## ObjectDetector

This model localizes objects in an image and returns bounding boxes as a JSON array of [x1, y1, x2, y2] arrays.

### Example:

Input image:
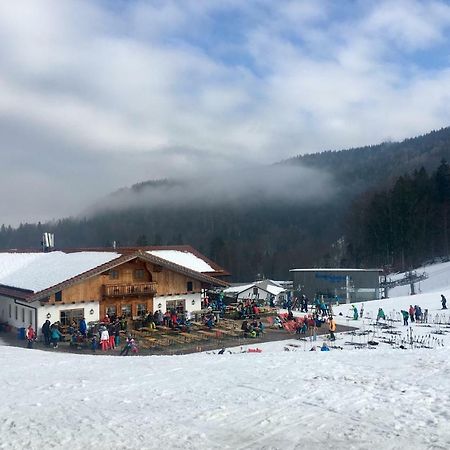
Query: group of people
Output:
[[400, 304, 431, 326], [41, 320, 65, 348], [140, 309, 193, 332], [236, 300, 260, 320], [241, 319, 265, 338]]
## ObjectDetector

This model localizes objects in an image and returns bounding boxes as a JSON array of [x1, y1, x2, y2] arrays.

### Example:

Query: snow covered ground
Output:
[[2, 266, 450, 449]]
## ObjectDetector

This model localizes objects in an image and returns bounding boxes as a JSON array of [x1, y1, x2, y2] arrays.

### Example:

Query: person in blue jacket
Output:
[[50, 324, 62, 348], [321, 342, 330, 351], [79, 317, 87, 337]]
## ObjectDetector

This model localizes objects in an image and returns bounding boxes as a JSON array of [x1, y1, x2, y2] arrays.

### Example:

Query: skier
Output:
[[401, 310, 409, 326], [26, 324, 35, 349], [120, 335, 135, 356], [441, 295, 447, 310], [359, 303, 365, 320]]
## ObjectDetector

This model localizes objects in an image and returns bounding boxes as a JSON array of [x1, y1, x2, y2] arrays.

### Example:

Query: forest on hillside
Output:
[[1, 127, 450, 281], [344, 160, 450, 271]]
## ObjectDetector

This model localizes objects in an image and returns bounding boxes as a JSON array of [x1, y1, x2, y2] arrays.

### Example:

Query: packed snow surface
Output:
[[0, 251, 120, 292], [1, 264, 450, 449], [147, 250, 215, 273]]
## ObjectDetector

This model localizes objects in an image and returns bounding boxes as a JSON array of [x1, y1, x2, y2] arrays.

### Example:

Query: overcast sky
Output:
[[2, 0, 450, 226]]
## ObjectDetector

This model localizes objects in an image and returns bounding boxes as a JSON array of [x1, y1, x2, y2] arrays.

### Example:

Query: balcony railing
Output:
[[103, 282, 157, 297]]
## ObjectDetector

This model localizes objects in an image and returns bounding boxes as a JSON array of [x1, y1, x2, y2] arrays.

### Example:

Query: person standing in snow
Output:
[[26, 324, 35, 349], [401, 310, 409, 326], [328, 316, 336, 341], [441, 295, 447, 310], [376, 308, 385, 322], [359, 303, 365, 320], [50, 324, 62, 348], [409, 305, 415, 322], [352, 305, 359, 320], [41, 319, 51, 347], [100, 326, 110, 351]]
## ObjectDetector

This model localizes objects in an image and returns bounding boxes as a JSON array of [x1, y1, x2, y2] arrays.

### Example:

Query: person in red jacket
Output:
[[409, 305, 415, 322], [26, 325, 36, 349]]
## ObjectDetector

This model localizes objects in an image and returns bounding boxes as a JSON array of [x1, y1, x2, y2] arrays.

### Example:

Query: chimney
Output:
[[42, 232, 55, 253]]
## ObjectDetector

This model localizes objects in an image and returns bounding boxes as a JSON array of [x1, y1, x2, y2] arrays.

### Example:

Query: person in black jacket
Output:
[[41, 320, 51, 347], [441, 294, 447, 310]]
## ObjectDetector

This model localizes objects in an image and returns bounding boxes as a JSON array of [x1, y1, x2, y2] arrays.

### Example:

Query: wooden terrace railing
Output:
[[103, 282, 157, 297]]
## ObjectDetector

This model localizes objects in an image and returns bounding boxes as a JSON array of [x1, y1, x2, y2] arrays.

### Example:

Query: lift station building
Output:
[[290, 268, 382, 303]]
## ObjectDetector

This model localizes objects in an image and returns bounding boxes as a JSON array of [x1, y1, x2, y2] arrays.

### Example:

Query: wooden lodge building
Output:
[[0, 246, 229, 335]]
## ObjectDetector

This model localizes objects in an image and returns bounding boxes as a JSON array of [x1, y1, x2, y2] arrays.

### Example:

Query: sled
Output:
[[247, 348, 262, 353]]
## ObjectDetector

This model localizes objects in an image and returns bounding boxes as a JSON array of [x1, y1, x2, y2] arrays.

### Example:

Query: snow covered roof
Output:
[[0, 249, 228, 298], [0, 251, 120, 292], [147, 250, 215, 273]]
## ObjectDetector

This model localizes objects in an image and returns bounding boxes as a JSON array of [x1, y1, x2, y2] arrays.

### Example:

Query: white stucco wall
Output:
[[0, 295, 37, 333], [36, 302, 100, 335], [0, 295, 100, 337]]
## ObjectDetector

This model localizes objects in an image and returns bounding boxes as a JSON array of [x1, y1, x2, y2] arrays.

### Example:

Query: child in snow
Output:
[[320, 342, 330, 351], [26, 325, 35, 349], [120, 336, 136, 356], [328, 317, 336, 341], [50, 324, 62, 348]]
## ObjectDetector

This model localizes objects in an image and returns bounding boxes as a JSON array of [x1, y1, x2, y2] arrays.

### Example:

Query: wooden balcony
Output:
[[103, 282, 157, 298]]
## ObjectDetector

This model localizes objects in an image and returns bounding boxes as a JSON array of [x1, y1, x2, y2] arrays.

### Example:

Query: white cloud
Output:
[[1, 0, 450, 225]]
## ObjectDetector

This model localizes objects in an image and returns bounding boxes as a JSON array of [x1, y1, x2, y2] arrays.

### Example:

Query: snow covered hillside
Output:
[[388, 260, 450, 297], [1, 263, 450, 449]]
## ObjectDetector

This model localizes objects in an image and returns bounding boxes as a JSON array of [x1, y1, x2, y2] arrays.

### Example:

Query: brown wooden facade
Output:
[[43, 257, 205, 319]]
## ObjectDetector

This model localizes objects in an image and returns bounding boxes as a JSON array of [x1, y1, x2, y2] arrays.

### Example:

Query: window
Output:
[[121, 304, 131, 318], [9, 304, 11, 318], [106, 305, 117, 317], [253, 287, 258, 295], [187, 281, 193, 292], [55, 291, 62, 302], [109, 269, 119, 280], [29, 310, 33, 325], [166, 299, 186, 314], [60, 309, 84, 327], [21, 308, 25, 323], [137, 304, 147, 316], [134, 269, 145, 280], [15, 306, 18, 320]]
